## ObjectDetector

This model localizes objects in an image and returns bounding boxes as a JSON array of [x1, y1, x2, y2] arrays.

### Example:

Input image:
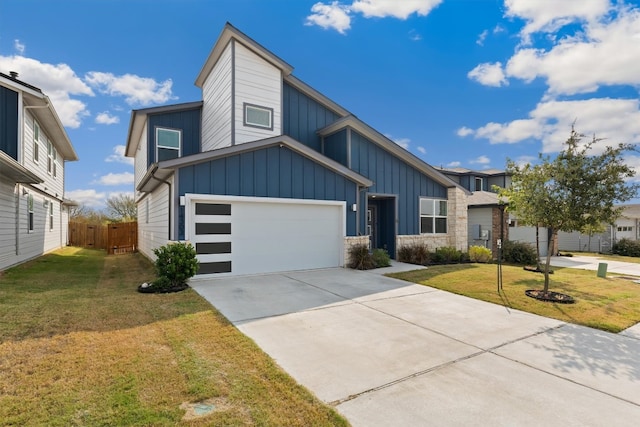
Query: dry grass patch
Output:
[[389, 263, 640, 333], [0, 248, 348, 426]]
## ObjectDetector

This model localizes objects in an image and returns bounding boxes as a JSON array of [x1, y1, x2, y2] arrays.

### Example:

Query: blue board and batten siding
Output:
[[177, 145, 359, 240], [146, 108, 202, 166], [283, 83, 340, 152], [0, 85, 18, 160]]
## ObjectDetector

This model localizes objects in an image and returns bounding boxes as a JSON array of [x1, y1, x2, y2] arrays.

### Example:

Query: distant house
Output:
[[0, 72, 78, 271], [125, 23, 469, 277]]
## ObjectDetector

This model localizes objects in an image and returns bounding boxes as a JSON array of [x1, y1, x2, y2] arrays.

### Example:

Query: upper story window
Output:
[[52, 149, 57, 178], [156, 127, 181, 161], [475, 177, 483, 192], [420, 198, 447, 234], [33, 121, 40, 163], [47, 141, 55, 175], [243, 103, 273, 130]]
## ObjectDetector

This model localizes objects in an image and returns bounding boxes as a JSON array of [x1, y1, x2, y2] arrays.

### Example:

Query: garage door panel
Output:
[[189, 196, 345, 277]]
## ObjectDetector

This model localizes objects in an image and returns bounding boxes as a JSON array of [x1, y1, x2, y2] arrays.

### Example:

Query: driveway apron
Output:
[[191, 267, 640, 426]]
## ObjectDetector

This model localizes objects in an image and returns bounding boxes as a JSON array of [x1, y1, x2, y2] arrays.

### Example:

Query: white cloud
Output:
[[409, 29, 422, 41], [446, 161, 461, 167], [468, 98, 640, 154], [505, 7, 640, 96], [504, 0, 610, 45], [386, 134, 410, 149], [467, 62, 508, 87], [513, 155, 537, 168], [66, 189, 107, 209], [306, 2, 352, 34], [417, 146, 426, 154], [13, 39, 25, 55], [457, 126, 474, 137], [85, 72, 175, 106], [106, 145, 134, 166], [476, 29, 489, 46], [470, 155, 491, 165], [95, 172, 135, 186], [351, 0, 442, 19], [95, 111, 119, 125], [0, 55, 93, 128]]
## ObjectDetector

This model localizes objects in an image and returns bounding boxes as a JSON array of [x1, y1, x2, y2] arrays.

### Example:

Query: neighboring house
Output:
[[125, 23, 469, 277], [439, 167, 510, 255], [0, 72, 78, 271]]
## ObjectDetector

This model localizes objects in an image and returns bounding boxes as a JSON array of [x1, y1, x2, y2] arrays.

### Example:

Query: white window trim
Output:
[[49, 200, 54, 231], [419, 198, 448, 234], [155, 127, 181, 161], [27, 194, 34, 233], [47, 141, 53, 175], [475, 177, 483, 192], [33, 120, 40, 163], [243, 103, 273, 130]]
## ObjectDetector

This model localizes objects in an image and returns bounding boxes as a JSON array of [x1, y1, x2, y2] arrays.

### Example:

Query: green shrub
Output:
[[152, 241, 199, 287], [469, 245, 492, 263], [372, 248, 391, 268], [348, 244, 375, 270], [612, 238, 640, 257], [397, 243, 431, 265], [502, 240, 538, 265], [435, 246, 463, 264]]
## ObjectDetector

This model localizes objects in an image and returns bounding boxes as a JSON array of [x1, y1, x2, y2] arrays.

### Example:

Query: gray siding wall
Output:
[[283, 82, 340, 151], [323, 129, 348, 166], [349, 130, 447, 235], [177, 145, 359, 239]]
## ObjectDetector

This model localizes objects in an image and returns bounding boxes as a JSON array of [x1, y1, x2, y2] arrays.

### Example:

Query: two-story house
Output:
[[0, 72, 78, 271], [125, 23, 469, 277]]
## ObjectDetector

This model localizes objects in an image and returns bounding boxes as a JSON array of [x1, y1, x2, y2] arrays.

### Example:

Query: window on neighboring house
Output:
[[617, 226, 632, 232], [47, 141, 53, 175], [52, 149, 57, 178], [243, 103, 273, 130], [475, 177, 483, 192], [420, 198, 447, 234], [27, 194, 34, 232], [156, 127, 181, 161], [49, 201, 54, 231], [33, 121, 40, 163]]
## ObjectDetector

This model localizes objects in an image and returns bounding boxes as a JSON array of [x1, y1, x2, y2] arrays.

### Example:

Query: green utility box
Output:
[[597, 262, 608, 278]]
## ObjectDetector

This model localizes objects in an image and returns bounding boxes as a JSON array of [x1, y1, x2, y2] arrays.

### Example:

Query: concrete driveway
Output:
[[191, 266, 640, 426]]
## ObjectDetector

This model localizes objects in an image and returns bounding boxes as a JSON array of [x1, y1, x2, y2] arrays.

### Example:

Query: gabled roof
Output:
[[438, 166, 508, 177], [137, 135, 373, 193], [0, 73, 78, 161], [125, 101, 203, 157], [317, 115, 467, 192], [195, 22, 294, 88], [467, 191, 503, 207]]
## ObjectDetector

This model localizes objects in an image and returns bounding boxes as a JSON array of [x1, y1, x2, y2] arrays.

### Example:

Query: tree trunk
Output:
[[535, 226, 542, 269], [543, 228, 556, 292]]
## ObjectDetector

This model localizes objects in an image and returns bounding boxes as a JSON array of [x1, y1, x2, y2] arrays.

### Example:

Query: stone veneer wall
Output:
[[344, 235, 370, 267], [396, 186, 469, 255]]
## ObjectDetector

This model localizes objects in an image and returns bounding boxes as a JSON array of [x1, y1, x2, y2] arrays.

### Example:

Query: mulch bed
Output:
[[525, 289, 575, 304], [137, 283, 189, 294], [523, 266, 553, 274]]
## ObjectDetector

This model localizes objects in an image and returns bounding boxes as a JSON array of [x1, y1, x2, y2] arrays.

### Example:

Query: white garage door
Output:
[[186, 195, 346, 277]]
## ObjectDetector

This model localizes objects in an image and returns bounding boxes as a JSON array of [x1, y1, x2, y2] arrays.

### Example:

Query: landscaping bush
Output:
[[434, 246, 463, 264], [469, 245, 492, 263], [612, 238, 640, 257], [397, 243, 431, 265], [372, 248, 391, 268], [152, 241, 199, 289], [502, 240, 538, 265], [348, 244, 375, 270]]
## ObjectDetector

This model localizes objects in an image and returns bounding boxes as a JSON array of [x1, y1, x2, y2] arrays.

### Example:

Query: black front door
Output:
[[367, 205, 377, 250]]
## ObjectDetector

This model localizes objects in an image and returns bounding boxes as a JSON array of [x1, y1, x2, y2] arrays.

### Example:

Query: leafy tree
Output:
[[69, 205, 110, 224], [499, 127, 639, 293], [105, 194, 137, 222]]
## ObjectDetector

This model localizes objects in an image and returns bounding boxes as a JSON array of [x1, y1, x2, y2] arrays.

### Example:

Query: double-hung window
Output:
[[156, 127, 181, 161], [33, 121, 40, 163], [27, 194, 34, 232], [47, 141, 53, 175], [49, 201, 54, 231], [420, 198, 447, 234], [475, 177, 483, 191], [243, 103, 273, 130]]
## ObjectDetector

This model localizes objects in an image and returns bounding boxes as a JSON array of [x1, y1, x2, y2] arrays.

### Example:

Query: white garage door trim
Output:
[[185, 194, 346, 277]]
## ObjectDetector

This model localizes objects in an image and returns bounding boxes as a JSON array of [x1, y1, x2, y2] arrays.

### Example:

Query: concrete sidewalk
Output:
[[191, 267, 640, 426], [550, 254, 640, 276]]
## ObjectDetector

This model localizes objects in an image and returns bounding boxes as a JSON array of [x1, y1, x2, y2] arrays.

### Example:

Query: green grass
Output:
[[388, 263, 640, 333], [0, 247, 348, 426]]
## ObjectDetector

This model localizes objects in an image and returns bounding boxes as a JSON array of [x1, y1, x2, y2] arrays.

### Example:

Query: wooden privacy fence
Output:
[[69, 222, 137, 254]]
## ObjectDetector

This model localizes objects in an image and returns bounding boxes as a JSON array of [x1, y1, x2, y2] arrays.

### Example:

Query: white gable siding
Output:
[[201, 42, 233, 151], [0, 179, 18, 270], [137, 182, 171, 261], [23, 112, 64, 198], [233, 42, 281, 145], [134, 122, 148, 192]]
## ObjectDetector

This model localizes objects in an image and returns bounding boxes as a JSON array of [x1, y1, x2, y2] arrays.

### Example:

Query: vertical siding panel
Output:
[[240, 152, 255, 195], [291, 154, 304, 198], [212, 160, 226, 194], [254, 149, 268, 196], [325, 172, 336, 199], [179, 167, 195, 195], [279, 147, 292, 198], [314, 164, 325, 199], [226, 156, 241, 195], [302, 158, 315, 199], [194, 163, 211, 194], [266, 147, 280, 197]]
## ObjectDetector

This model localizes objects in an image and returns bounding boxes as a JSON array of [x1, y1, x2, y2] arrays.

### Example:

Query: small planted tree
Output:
[[499, 127, 639, 299]]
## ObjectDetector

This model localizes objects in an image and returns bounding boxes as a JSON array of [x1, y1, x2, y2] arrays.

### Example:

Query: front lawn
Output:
[[388, 263, 640, 333], [0, 247, 348, 426]]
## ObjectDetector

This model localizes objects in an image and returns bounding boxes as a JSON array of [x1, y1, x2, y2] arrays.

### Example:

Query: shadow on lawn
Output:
[[0, 249, 216, 342]]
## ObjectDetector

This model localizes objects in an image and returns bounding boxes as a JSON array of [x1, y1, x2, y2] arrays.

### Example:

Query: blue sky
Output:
[[2, 0, 640, 208]]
